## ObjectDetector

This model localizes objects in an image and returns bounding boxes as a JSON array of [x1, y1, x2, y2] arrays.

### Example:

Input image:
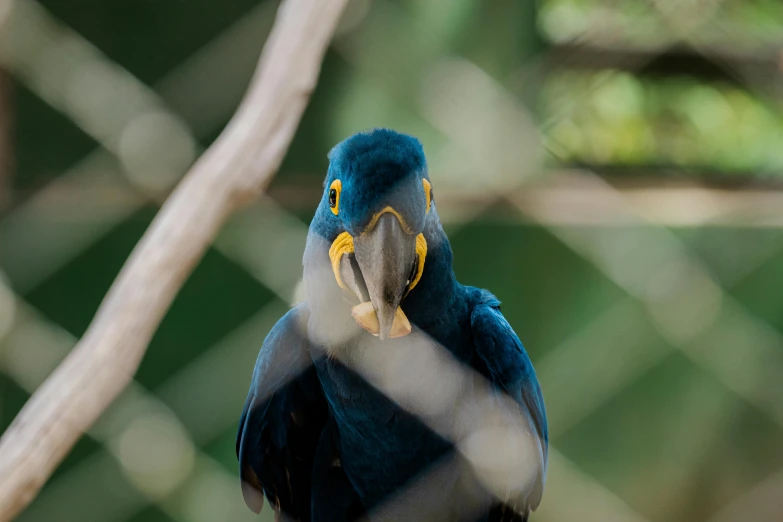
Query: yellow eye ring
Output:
[[329, 179, 342, 215], [422, 178, 432, 214]]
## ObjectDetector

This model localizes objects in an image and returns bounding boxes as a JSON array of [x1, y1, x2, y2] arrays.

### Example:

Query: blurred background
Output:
[[2, 0, 783, 521]]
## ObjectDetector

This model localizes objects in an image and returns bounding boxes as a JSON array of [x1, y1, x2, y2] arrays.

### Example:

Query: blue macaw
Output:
[[237, 129, 548, 521]]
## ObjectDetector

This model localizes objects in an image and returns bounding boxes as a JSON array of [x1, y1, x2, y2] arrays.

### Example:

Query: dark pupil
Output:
[[329, 189, 337, 208]]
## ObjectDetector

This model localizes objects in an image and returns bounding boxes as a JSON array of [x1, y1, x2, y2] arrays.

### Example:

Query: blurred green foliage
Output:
[[544, 70, 783, 174], [539, 0, 783, 46]]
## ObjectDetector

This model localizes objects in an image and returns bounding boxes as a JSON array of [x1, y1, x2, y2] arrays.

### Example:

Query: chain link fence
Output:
[[2, 0, 783, 521]]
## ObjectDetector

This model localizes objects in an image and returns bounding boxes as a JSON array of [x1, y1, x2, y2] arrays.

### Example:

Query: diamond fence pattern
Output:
[[2, 1, 783, 521]]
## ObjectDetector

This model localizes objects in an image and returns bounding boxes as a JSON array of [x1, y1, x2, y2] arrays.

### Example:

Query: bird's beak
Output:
[[352, 212, 417, 340]]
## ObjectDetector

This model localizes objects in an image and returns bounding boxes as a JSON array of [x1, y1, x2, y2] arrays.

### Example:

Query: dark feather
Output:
[[236, 305, 329, 519], [470, 290, 548, 514]]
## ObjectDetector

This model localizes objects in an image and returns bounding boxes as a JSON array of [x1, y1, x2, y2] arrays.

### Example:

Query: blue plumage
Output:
[[325, 129, 429, 237], [237, 129, 547, 521]]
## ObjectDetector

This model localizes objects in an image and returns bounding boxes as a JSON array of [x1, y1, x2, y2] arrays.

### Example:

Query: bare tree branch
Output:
[[0, 0, 348, 518]]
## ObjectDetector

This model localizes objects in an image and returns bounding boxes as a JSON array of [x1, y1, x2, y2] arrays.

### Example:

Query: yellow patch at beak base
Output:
[[409, 233, 427, 292], [329, 231, 427, 294], [329, 231, 354, 291]]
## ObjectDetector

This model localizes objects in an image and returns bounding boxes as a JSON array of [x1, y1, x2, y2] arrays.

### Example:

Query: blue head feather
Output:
[[314, 129, 429, 238], [305, 128, 461, 348]]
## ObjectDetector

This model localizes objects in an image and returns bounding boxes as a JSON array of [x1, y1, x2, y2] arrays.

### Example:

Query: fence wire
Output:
[[2, 1, 783, 521]]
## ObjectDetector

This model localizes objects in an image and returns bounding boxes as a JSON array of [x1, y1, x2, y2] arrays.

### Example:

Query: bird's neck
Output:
[[401, 221, 466, 343]]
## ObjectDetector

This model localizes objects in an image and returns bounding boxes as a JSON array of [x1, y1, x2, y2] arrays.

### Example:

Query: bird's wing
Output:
[[470, 294, 548, 513], [236, 304, 328, 517]]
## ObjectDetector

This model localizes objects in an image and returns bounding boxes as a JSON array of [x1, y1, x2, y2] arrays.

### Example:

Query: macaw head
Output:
[[312, 129, 434, 340]]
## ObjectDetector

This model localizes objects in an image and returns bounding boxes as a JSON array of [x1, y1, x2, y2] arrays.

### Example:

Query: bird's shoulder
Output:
[[464, 286, 549, 511], [248, 303, 312, 393], [464, 286, 545, 422], [237, 303, 328, 515], [463, 287, 533, 383]]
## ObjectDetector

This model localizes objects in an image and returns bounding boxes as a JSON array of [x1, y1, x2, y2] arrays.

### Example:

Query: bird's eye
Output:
[[422, 178, 432, 214], [329, 179, 341, 215]]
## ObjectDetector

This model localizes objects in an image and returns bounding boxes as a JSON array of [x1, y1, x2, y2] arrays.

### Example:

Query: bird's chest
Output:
[[313, 355, 452, 502]]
